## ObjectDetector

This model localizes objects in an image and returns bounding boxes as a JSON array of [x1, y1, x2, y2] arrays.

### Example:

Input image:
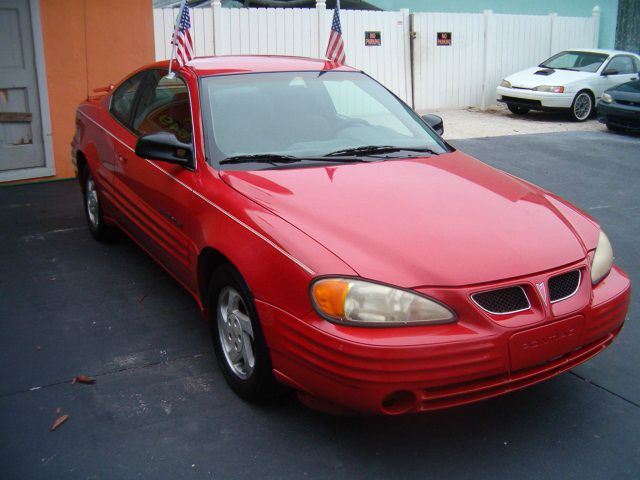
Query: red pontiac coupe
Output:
[[72, 56, 631, 415]]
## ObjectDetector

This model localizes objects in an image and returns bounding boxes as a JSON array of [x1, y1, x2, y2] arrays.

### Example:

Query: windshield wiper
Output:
[[324, 145, 439, 157], [220, 154, 301, 165], [220, 153, 368, 166]]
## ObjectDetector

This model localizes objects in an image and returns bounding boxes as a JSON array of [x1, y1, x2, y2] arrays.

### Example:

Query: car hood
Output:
[[220, 152, 593, 287], [608, 80, 640, 100], [506, 67, 594, 88]]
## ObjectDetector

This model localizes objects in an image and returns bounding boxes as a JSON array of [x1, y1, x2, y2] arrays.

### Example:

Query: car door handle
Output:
[[116, 153, 127, 164]]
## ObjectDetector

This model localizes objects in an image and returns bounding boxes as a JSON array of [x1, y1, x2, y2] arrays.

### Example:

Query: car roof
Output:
[[558, 48, 639, 57], [148, 55, 359, 77]]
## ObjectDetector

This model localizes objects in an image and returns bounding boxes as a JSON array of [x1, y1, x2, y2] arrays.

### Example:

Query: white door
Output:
[[411, 12, 486, 111], [0, 0, 46, 177], [595, 55, 640, 97]]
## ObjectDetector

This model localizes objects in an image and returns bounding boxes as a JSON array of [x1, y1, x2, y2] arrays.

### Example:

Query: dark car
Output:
[[598, 79, 640, 131]]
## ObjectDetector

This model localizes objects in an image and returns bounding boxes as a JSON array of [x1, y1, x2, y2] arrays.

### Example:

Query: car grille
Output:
[[500, 95, 542, 106], [549, 269, 581, 303], [472, 286, 530, 314]]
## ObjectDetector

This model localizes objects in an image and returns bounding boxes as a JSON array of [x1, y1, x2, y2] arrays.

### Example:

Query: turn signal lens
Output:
[[601, 92, 613, 104], [310, 277, 456, 327], [500, 79, 511, 88], [311, 279, 350, 318]]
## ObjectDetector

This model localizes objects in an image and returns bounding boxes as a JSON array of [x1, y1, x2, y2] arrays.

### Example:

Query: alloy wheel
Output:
[[85, 174, 100, 229], [217, 286, 256, 379], [573, 93, 592, 121]]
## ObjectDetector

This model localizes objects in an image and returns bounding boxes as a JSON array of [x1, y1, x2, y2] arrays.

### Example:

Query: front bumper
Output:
[[597, 101, 640, 131], [260, 263, 631, 415], [496, 86, 574, 110]]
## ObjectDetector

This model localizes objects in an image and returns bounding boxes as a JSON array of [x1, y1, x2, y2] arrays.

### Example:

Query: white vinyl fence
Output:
[[413, 9, 600, 110], [153, 2, 601, 111]]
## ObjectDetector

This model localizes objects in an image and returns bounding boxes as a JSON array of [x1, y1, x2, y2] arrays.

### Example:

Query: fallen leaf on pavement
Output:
[[71, 375, 96, 384], [50, 414, 68, 431]]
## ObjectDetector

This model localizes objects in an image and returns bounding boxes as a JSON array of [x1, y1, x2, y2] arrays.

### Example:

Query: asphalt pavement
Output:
[[0, 129, 638, 479]]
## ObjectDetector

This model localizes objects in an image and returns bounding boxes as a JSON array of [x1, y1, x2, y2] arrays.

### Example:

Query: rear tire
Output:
[[208, 264, 282, 402], [569, 91, 594, 122], [507, 103, 530, 115], [82, 169, 117, 242]]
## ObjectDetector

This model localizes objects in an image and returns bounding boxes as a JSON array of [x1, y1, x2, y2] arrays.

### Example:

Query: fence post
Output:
[[480, 9, 493, 110], [211, 0, 222, 55], [549, 12, 557, 55], [591, 5, 601, 48], [317, 0, 326, 59], [400, 9, 414, 108]]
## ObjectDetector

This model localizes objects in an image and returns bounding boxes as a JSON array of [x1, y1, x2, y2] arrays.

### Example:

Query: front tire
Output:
[[208, 264, 281, 402], [82, 169, 116, 242], [569, 91, 594, 122], [507, 103, 530, 115]]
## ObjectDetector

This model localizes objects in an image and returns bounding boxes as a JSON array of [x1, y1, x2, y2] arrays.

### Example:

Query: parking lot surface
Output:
[[434, 105, 606, 140], [1, 130, 638, 479]]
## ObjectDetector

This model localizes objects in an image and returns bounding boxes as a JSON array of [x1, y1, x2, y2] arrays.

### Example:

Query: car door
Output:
[[598, 55, 639, 95], [112, 70, 199, 290]]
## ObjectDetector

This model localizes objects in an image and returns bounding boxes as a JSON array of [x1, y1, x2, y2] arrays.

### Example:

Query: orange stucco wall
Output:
[[36, 0, 154, 181]]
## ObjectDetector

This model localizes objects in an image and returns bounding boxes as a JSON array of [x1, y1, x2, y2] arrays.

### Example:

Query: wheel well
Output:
[[198, 247, 233, 308], [574, 89, 595, 103]]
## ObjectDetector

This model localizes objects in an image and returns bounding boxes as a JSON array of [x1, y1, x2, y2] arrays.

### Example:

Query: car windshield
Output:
[[200, 71, 448, 169], [615, 81, 640, 94], [539, 51, 609, 73]]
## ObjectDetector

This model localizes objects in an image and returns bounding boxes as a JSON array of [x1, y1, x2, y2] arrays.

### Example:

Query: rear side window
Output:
[[110, 72, 147, 126], [132, 71, 192, 143]]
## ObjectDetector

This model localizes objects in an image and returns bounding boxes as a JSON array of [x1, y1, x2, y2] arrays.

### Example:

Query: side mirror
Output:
[[135, 132, 193, 168], [601, 69, 619, 76], [421, 114, 444, 136]]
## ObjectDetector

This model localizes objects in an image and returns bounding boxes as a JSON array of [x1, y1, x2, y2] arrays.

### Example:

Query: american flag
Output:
[[172, 2, 193, 67], [325, 0, 345, 64]]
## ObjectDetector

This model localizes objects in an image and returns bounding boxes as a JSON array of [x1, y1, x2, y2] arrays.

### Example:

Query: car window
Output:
[[110, 72, 147, 126], [606, 56, 636, 75], [132, 71, 192, 143], [202, 71, 447, 168], [633, 57, 640, 72]]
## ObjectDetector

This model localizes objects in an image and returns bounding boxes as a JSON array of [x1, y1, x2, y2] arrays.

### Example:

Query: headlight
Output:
[[533, 85, 565, 93], [310, 278, 456, 326], [591, 231, 614, 285], [500, 79, 511, 88], [601, 92, 613, 103]]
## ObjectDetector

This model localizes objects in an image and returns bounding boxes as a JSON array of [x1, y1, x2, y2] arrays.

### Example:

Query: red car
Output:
[[72, 56, 631, 415]]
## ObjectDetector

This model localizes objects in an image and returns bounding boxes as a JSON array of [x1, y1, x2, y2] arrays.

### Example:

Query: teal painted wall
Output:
[[368, 1, 618, 49]]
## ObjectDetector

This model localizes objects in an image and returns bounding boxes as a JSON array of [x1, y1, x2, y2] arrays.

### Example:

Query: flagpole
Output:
[[167, 0, 188, 79]]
